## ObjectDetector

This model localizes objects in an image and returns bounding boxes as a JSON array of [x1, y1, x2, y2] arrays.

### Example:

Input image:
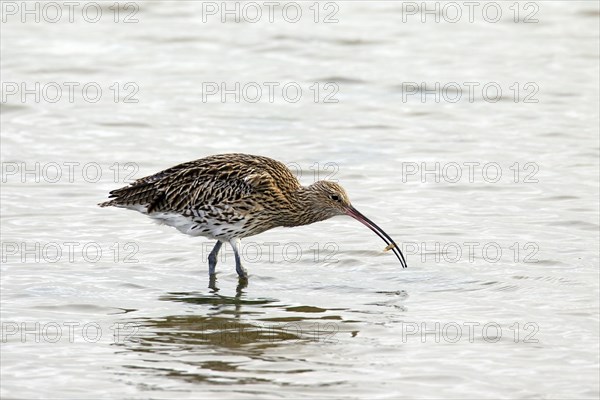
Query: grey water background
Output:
[[1, 1, 599, 398]]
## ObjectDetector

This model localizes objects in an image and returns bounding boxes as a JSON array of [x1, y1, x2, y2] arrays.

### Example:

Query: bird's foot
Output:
[[236, 277, 248, 293], [236, 266, 248, 280], [208, 273, 219, 292]]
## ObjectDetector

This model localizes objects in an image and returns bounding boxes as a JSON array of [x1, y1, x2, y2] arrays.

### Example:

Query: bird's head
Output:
[[307, 180, 407, 268], [308, 180, 352, 217]]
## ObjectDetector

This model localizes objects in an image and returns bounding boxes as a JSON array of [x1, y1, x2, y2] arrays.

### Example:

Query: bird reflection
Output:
[[113, 275, 358, 385], [118, 278, 326, 355]]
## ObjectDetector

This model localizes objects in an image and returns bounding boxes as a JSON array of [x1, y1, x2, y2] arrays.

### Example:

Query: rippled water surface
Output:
[[1, 1, 599, 398]]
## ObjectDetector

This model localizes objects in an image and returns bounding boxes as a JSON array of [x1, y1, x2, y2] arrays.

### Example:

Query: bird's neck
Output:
[[280, 186, 330, 227]]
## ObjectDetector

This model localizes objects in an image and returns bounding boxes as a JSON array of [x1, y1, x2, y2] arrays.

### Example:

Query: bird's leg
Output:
[[208, 240, 223, 275], [229, 238, 248, 279]]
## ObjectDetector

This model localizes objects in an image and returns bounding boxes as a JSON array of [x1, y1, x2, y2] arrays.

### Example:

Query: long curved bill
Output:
[[346, 206, 408, 268]]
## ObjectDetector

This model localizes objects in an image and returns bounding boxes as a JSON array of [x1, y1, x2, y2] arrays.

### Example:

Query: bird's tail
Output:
[[98, 200, 118, 207], [99, 163, 185, 211], [98, 182, 164, 212]]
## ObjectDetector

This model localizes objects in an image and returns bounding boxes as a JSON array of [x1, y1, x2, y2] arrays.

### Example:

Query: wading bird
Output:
[[100, 153, 407, 278]]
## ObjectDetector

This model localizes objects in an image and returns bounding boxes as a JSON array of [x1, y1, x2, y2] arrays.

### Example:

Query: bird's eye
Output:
[[331, 195, 340, 201]]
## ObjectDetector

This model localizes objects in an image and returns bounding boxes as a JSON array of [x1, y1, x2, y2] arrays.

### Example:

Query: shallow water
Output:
[[1, 1, 599, 398]]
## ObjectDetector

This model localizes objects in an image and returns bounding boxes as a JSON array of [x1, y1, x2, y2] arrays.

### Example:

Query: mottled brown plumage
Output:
[[100, 153, 407, 278]]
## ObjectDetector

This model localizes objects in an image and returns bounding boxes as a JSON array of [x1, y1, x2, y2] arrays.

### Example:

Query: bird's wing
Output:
[[152, 167, 271, 212], [104, 154, 300, 213]]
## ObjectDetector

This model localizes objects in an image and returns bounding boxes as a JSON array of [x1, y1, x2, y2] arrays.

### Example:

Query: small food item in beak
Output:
[[383, 243, 396, 252]]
